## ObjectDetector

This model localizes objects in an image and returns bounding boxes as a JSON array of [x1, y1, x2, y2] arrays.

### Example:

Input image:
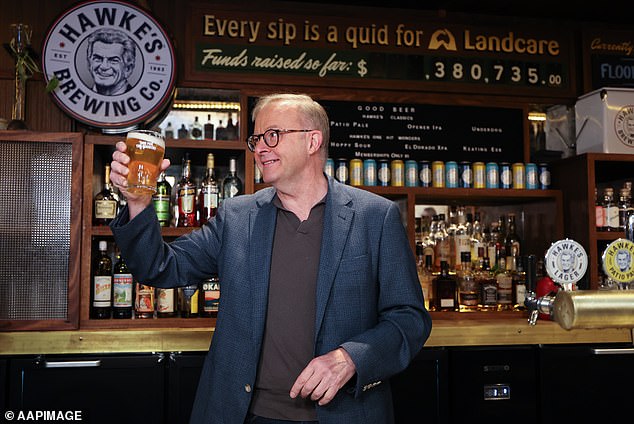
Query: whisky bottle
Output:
[[513, 256, 527, 311], [175, 156, 197, 227], [478, 257, 498, 311], [198, 153, 219, 225], [177, 124, 188, 139], [504, 213, 521, 263], [180, 284, 199, 318], [135, 283, 155, 318], [433, 214, 451, 272], [221, 157, 243, 201], [204, 114, 215, 140], [416, 244, 433, 310], [112, 252, 133, 319], [458, 252, 478, 312], [164, 122, 174, 139], [92, 240, 112, 319], [201, 276, 220, 318], [225, 112, 237, 140], [496, 257, 514, 311], [156, 288, 177, 318], [432, 260, 457, 312], [153, 172, 171, 227], [190, 116, 203, 140], [93, 163, 119, 225], [603, 187, 619, 231], [215, 119, 226, 140]]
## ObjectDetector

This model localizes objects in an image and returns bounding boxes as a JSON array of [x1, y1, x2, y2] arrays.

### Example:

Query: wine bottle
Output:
[[92, 240, 112, 319], [198, 153, 219, 225], [112, 252, 133, 319]]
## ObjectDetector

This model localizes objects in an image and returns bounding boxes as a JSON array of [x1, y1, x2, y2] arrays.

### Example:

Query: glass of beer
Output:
[[125, 129, 165, 195]]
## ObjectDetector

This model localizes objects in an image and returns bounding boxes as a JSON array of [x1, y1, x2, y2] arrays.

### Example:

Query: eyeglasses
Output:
[[246, 128, 314, 152]]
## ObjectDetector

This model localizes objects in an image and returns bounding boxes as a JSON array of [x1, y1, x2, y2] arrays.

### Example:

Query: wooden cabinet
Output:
[[550, 153, 634, 289]]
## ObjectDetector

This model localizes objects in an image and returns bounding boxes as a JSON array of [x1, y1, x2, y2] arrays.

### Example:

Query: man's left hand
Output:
[[289, 347, 356, 406]]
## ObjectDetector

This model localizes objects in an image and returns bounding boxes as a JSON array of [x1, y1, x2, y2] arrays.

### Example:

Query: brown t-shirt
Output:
[[249, 195, 325, 420]]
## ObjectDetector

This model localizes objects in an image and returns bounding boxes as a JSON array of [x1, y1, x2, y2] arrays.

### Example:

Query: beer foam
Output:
[[128, 131, 165, 148]]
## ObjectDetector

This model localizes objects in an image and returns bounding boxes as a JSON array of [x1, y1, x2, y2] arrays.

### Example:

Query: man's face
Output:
[[253, 103, 312, 188], [617, 251, 629, 270], [89, 40, 129, 89], [560, 253, 573, 271]]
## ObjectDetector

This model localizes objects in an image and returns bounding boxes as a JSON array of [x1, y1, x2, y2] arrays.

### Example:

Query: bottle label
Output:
[[204, 192, 219, 209], [153, 197, 170, 222], [135, 284, 155, 313], [202, 280, 220, 313], [157, 288, 175, 313], [182, 286, 199, 314], [93, 276, 112, 306], [515, 284, 527, 305], [94, 200, 117, 219], [606, 206, 620, 229], [179, 188, 196, 213], [113, 273, 133, 307]]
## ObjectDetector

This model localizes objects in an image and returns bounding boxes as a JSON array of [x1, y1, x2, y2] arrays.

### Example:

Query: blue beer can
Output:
[[500, 162, 512, 189], [336, 158, 349, 184], [486, 162, 499, 189], [405, 160, 418, 187], [445, 161, 459, 188], [539, 163, 551, 189], [525, 163, 538, 189], [363, 159, 377, 186], [459, 161, 472, 188], [378, 160, 391, 186], [324, 158, 334, 178], [419, 161, 432, 187]]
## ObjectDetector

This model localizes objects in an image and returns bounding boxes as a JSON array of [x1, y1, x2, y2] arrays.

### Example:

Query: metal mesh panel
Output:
[[0, 141, 72, 320]]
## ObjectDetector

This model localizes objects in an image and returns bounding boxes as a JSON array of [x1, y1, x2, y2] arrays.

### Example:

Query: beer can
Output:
[[405, 160, 418, 187], [391, 160, 405, 187], [459, 161, 472, 188], [378, 160, 391, 186], [500, 162, 512, 189], [336, 158, 349, 184], [539, 163, 551, 189], [419, 161, 432, 187], [512, 162, 525, 189], [324, 158, 335, 178], [432, 161, 445, 188], [445, 161, 458, 188], [363, 159, 377, 186], [350, 159, 363, 186], [485, 162, 499, 189], [473, 162, 486, 189], [525, 163, 538, 189]]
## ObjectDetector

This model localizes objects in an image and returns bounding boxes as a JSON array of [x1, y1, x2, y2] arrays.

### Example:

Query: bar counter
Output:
[[1, 318, 632, 355]]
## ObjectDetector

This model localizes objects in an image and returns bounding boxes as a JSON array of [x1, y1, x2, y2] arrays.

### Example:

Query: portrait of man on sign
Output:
[[86, 28, 136, 96], [616, 249, 631, 272]]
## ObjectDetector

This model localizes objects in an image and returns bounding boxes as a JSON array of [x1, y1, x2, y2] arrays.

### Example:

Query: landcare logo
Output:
[[42, 0, 176, 132]]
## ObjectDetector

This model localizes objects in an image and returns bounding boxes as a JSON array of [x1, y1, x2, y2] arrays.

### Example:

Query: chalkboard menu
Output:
[[322, 100, 523, 163], [247, 98, 524, 163]]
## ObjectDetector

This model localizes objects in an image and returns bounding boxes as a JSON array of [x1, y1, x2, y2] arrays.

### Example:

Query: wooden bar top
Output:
[[1, 319, 632, 355]]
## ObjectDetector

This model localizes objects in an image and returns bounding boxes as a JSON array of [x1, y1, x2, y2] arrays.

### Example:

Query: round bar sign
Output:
[[42, 0, 176, 132], [544, 239, 588, 285], [602, 238, 634, 283]]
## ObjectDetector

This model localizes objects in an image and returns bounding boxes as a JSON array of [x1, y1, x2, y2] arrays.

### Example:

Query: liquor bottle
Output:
[[190, 116, 203, 140], [135, 282, 155, 318], [513, 256, 527, 311], [496, 257, 514, 311], [164, 122, 174, 139], [152, 171, 171, 227], [175, 156, 197, 227], [603, 187, 619, 231], [478, 257, 498, 311], [215, 119, 226, 140], [454, 206, 470, 266], [93, 163, 119, 225], [457, 251, 478, 312], [221, 157, 243, 201], [201, 276, 220, 318], [204, 114, 215, 140], [416, 244, 433, 310], [225, 112, 237, 140], [198, 153, 219, 225], [112, 252, 133, 319], [433, 214, 451, 272], [431, 260, 457, 311], [156, 288, 177, 318], [92, 240, 112, 319], [595, 187, 604, 232], [421, 216, 436, 264], [177, 124, 188, 139], [470, 211, 484, 267], [618, 187, 631, 230], [504, 213, 521, 263], [180, 284, 199, 318]]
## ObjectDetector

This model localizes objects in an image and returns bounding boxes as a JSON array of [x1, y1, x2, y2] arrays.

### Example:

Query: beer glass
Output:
[[125, 130, 165, 195]]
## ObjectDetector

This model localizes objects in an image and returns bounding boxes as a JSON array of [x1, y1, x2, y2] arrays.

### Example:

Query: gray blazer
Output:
[[111, 176, 431, 424]]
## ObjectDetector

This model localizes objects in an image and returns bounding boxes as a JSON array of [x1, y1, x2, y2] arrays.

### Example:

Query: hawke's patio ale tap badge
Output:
[[42, 0, 176, 132]]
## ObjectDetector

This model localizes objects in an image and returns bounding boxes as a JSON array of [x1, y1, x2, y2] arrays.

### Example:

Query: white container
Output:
[[575, 87, 634, 154]]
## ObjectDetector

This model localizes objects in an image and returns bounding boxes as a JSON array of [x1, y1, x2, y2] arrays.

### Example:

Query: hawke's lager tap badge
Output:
[[545, 239, 588, 289], [42, 0, 176, 132], [602, 238, 634, 284]]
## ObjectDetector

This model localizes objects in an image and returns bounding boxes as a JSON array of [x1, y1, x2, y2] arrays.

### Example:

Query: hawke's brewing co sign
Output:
[[42, 0, 176, 132]]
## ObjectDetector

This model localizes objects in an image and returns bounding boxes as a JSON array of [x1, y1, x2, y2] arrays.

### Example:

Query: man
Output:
[[109, 93, 431, 423], [86, 28, 135, 96], [616, 249, 631, 272]]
